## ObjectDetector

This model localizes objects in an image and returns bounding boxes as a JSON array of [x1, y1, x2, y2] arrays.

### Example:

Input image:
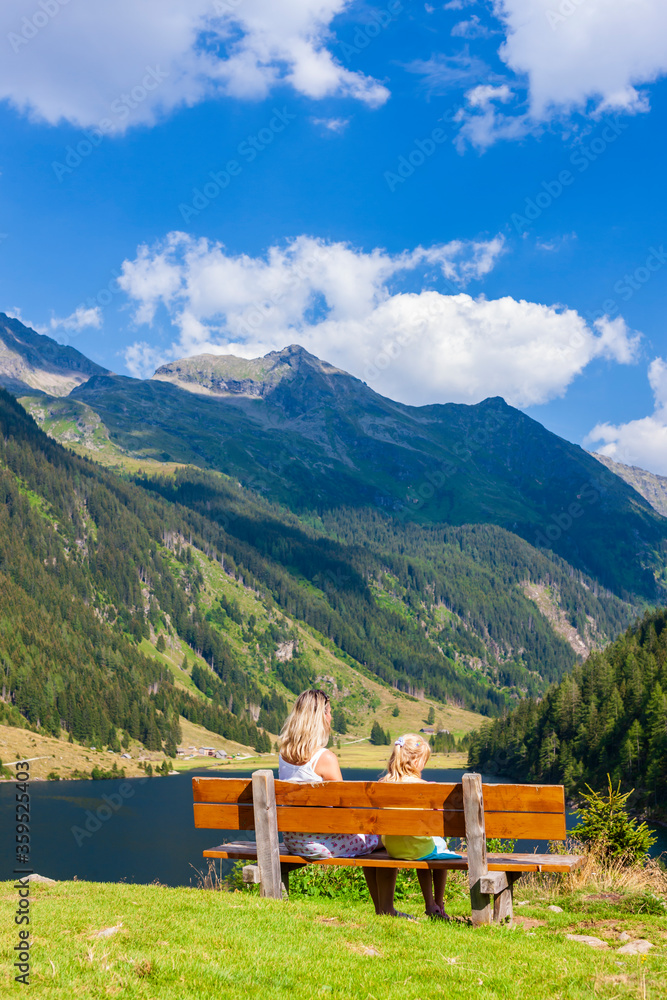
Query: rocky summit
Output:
[[0, 311, 107, 397]]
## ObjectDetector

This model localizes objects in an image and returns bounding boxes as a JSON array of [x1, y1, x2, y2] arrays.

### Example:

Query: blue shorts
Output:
[[418, 836, 464, 861]]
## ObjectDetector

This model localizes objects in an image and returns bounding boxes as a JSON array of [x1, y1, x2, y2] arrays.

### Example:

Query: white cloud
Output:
[[405, 51, 498, 96], [0, 0, 387, 133], [495, 0, 667, 119], [536, 232, 577, 252], [451, 15, 493, 39], [311, 116, 351, 133], [466, 84, 512, 109], [124, 342, 171, 381], [117, 231, 639, 406], [586, 359, 667, 475], [454, 83, 528, 150], [411, 2, 667, 149], [51, 306, 102, 333]]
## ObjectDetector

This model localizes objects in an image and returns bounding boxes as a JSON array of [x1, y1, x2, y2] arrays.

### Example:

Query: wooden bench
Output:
[[192, 770, 583, 925]]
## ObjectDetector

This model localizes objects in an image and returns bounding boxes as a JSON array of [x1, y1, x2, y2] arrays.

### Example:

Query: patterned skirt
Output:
[[282, 832, 380, 860]]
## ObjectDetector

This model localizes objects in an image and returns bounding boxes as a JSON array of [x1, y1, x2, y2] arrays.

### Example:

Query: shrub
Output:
[[370, 721, 390, 745], [572, 776, 657, 864], [91, 762, 126, 780]]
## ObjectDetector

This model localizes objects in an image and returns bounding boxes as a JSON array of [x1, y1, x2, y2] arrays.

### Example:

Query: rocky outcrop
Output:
[[0, 313, 108, 397], [593, 452, 667, 518]]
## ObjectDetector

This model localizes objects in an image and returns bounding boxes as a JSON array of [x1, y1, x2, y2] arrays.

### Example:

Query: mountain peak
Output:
[[0, 312, 108, 397], [151, 344, 353, 398]]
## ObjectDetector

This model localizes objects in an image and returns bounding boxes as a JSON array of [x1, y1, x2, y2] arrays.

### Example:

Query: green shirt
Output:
[[381, 835, 435, 860]]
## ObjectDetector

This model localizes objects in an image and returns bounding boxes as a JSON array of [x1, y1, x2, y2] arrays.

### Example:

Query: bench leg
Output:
[[252, 770, 283, 900], [462, 774, 492, 926], [280, 862, 306, 900], [493, 873, 520, 925]]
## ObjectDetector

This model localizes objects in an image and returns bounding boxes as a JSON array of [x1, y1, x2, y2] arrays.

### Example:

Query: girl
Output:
[[279, 689, 377, 858], [278, 689, 400, 916], [380, 733, 462, 918]]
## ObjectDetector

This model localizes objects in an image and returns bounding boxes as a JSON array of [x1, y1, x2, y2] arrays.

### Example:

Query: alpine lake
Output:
[[1, 768, 665, 887]]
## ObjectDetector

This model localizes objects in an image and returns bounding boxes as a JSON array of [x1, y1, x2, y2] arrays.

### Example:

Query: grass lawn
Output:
[[2, 876, 665, 999]]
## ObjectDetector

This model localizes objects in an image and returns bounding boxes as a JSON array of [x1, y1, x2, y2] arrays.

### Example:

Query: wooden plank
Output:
[[463, 773, 491, 927], [484, 812, 565, 840], [195, 802, 464, 834], [193, 802, 564, 839], [273, 781, 464, 810], [480, 872, 508, 894], [193, 778, 564, 813], [274, 806, 466, 836], [203, 843, 584, 873], [192, 777, 252, 803], [193, 803, 255, 829], [493, 871, 520, 925], [481, 783, 565, 814], [252, 770, 283, 900]]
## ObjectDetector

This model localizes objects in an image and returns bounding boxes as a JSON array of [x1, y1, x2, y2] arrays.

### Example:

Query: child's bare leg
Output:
[[433, 870, 447, 914], [375, 867, 399, 915], [363, 868, 381, 914], [417, 869, 441, 916]]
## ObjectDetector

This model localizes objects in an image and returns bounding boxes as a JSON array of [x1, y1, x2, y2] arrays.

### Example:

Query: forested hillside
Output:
[[468, 607, 667, 811], [0, 389, 281, 752], [1, 384, 646, 757], [140, 466, 637, 703]]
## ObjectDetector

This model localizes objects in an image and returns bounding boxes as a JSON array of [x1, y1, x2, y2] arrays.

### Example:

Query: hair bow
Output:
[[394, 737, 405, 747]]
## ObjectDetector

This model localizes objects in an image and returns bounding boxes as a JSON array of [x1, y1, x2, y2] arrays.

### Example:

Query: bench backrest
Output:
[[192, 776, 566, 840]]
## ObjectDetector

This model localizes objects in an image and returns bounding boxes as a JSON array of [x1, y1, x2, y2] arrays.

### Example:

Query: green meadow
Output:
[[2, 872, 665, 999]]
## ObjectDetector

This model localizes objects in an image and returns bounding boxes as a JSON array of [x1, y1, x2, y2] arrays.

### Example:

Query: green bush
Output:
[[572, 776, 657, 864], [370, 721, 390, 745], [226, 861, 468, 904], [91, 762, 126, 780]]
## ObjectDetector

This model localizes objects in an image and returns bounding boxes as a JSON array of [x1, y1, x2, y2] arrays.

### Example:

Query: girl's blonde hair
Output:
[[278, 689, 331, 765], [382, 733, 431, 782]]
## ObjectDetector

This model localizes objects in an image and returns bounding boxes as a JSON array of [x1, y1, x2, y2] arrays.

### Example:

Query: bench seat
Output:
[[205, 842, 583, 874]]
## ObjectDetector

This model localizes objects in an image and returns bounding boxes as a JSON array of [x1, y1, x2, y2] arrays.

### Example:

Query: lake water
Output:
[[2, 768, 665, 887]]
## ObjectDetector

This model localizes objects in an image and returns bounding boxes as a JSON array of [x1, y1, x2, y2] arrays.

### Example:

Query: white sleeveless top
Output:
[[279, 747, 327, 783]]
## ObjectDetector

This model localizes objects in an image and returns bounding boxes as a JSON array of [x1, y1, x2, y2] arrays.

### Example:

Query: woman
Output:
[[278, 689, 400, 916]]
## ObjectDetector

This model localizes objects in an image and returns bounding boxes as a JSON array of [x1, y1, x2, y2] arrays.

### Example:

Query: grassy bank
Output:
[[2, 871, 665, 999]]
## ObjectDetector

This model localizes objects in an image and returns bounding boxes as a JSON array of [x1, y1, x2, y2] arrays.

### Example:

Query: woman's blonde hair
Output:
[[382, 733, 430, 782], [278, 689, 331, 765]]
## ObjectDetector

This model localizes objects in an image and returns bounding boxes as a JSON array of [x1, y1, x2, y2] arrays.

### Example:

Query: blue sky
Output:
[[2, 1, 667, 471]]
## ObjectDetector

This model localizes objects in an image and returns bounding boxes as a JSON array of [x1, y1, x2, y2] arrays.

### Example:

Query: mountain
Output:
[[0, 312, 107, 396], [468, 605, 667, 814], [58, 343, 667, 602], [0, 383, 635, 729], [151, 348, 320, 397], [593, 452, 667, 519], [0, 387, 503, 754], [3, 320, 666, 721]]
